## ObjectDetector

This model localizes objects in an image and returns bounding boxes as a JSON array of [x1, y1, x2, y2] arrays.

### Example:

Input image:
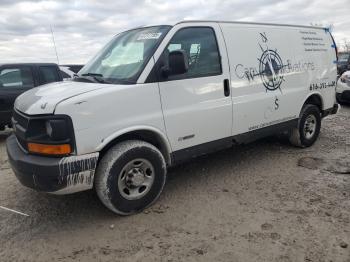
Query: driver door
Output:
[[156, 24, 233, 160]]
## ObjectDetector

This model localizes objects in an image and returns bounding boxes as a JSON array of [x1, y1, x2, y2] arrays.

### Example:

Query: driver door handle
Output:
[[223, 79, 230, 97]]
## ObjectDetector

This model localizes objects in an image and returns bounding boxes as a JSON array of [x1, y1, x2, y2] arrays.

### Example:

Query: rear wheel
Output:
[[289, 104, 321, 147], [95, 140, 167, 215]]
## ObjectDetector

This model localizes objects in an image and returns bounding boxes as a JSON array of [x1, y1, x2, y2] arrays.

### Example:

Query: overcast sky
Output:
[[0, 0, 349, 64]]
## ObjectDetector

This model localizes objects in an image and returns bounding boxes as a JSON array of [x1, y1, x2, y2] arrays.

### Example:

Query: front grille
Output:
[[12, 109, 29, 150], [13, 110, 29, 128]]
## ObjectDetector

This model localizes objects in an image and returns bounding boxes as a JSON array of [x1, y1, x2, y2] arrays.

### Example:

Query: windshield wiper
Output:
[[74, 73, 134, 85], [82, 73, 103, 77], [80, 73, 110, 84]]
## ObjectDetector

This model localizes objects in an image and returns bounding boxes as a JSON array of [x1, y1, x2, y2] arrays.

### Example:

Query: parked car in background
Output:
[[0, 63, 63, 130], [60, 64, 84, 74], [337, 52, 350, 75], [336, 70, 350, 103], [59, 66, 76, 80]]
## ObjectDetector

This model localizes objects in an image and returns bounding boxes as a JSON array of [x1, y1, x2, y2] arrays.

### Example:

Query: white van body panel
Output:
[[219, 23, 337, 135], [55, 82, 169, 155]]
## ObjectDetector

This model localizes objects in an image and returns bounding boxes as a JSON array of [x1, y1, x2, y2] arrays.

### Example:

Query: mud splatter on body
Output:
[[57, 153, 99, 192]]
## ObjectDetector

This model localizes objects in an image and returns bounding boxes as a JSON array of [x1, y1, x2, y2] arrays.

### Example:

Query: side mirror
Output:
[[162, 49, 189, 77]]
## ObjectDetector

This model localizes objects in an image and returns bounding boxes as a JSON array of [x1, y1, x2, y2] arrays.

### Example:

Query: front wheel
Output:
[[95, 140, 167, 215], [289, 104, 321, 147]]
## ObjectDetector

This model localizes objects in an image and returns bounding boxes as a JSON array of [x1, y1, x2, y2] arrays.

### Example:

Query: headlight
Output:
[[46, 120, 53, 137], [25, 116, 75, 156], [45, 119, 69, 141]]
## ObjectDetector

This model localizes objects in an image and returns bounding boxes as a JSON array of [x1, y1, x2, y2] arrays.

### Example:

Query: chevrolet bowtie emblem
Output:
[[41, 102, 48, 109]]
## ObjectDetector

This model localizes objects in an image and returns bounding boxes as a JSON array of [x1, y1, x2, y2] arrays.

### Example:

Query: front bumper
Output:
[[6, 135, 99, 194], [336, 90, 350, 102]]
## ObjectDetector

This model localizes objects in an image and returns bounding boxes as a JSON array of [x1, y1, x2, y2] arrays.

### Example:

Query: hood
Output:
[[15, 81, 106, 115]]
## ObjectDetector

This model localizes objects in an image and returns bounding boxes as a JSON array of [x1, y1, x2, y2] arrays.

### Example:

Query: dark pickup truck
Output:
[[0, 63, 63, 130]]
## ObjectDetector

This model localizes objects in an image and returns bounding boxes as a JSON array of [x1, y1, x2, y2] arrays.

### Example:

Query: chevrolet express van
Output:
[[7, 21, 339, 215]]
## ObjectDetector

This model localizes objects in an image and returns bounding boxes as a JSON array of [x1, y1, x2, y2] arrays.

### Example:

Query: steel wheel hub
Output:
[[303, 115, 317, 139], [127, 168, 145, 187], [118, 158, 155, 200]]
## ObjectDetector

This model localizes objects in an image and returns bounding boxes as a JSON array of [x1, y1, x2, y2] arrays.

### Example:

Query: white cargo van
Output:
[[7, 21, 339, 215]]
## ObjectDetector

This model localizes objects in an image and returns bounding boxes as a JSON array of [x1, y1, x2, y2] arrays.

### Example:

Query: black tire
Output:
[[95, 140, 167, 215], [289, 104, 321, 147]]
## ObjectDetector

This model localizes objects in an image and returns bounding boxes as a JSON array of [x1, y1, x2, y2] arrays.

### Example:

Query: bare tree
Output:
[[343, 38, 350, 52]]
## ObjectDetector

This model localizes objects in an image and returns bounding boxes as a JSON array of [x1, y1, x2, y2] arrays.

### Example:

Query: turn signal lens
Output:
[[28, 143, 71, 155]]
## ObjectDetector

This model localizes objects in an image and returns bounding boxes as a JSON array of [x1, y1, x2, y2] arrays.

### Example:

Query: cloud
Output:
[[0, 0, 349, 64]]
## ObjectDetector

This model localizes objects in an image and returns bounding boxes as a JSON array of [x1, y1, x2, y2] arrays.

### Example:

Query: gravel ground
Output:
[[0, 106, 349, 262]]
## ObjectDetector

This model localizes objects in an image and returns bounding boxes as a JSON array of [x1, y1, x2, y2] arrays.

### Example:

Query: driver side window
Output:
[[165, 27, 222, 80]]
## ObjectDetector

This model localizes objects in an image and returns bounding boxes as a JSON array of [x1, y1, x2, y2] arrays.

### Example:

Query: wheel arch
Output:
[[302, 92, 324, 113], [97, 126, 172, 165]]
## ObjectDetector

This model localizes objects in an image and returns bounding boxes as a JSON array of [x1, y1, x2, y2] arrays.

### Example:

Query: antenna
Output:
[[50, 25, 60, 64]]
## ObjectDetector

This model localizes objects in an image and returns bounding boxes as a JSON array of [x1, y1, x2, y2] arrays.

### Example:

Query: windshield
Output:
[[79, 25, 171, 84], [338, 53, 350, 63]]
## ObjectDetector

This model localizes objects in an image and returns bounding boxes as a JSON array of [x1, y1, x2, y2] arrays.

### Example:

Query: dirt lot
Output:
[[0, 106, 350, 262]]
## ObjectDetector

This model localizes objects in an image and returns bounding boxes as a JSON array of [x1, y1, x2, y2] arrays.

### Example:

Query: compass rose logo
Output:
[[258, 32, 286, 92]]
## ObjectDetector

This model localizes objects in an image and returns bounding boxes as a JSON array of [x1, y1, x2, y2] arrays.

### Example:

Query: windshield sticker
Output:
[[137, 32, 162, 40]]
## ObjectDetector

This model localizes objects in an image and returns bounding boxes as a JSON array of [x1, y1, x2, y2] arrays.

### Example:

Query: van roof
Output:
[[176, 20, 327, 30]]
